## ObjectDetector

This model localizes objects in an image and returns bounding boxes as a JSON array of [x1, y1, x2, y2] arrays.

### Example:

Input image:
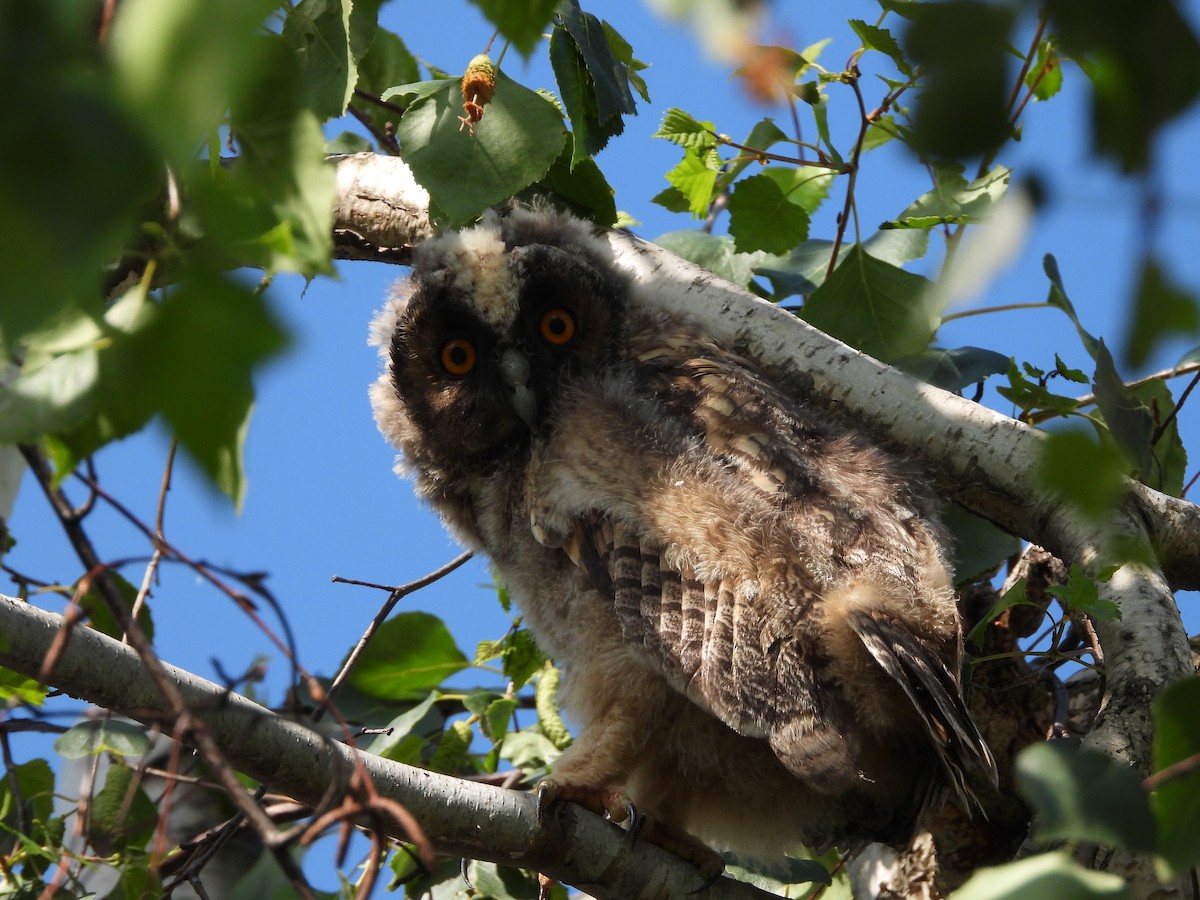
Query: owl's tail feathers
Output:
[[846, 609, 1000, 813]]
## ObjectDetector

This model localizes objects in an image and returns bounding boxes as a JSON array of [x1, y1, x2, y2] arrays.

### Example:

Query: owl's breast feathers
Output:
[[531, 317, 997, 837]]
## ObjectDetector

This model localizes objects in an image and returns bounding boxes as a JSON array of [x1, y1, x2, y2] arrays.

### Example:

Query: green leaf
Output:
[[849, 20, 911, 75], [941, 504, 1020, 585], [549, 23, 626, 162], [500, 729, 562, 771], [76, 571, 155, 641], [1048, 0, 1200, 171], [226, 34, 337, 277], [120, 271, 288, 504], [55, 719, 153, 760], [653, 231, 780, 289], [1036, 428, 1127, 521], [950, 851, 1129, 899], [663, 148, 721, 218], [0, 759, 55, 828], [966, 578, 1031, 647], [109, 0, 278, 163], [755, 226, 930, 300], [996, 360, 1081, 419], [727, 175, 810, 254], [897, 346, 1011, 391], [1044, 563, 1121, 622], [1126, 378, 1188, 497], [348, 612, 469, 700], [468, 0, 559, 57], [0, 2, 158, 350], [904, 1, 1015, 159], [357, 28, 419, 98], [482, 697, 518, 742], [1016, 741, 1156, 852], [1124, 258, 1200, 369], [653, 108, 716, 152], [1054, 354, 1089, 384], [553, 3, 640, 159], [397, 70, 565, 225], [0, 666, 48, 707], [757, 166, 835, 216], [862, 114, 900, 152], [364, 696, 446, 763], [1026, 40, 1063, 101], [1152, 678, 1200, 874], [88, 764, 158, 854], [892, 163, 1011, 228], [1091, 340, 1154, 478], [602, 20, 650, 103], [802, 244, 937, 362], [1043, 254, 1101, 358], [281, 0, 355, 119], [527, 137, 618, 226]]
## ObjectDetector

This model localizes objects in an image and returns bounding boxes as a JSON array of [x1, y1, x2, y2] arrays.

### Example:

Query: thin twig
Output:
[[317, 551, 473, 721], [1143, 752, 1200, 792], [17, 445, 285, 847]]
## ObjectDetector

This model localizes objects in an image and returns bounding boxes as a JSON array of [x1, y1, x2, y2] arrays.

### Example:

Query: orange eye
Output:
[[440, 338, 476, 375], [539, 308, 576, 345]]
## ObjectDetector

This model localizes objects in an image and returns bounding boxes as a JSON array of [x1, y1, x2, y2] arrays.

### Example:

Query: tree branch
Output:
[[0, 595, 784, 900]]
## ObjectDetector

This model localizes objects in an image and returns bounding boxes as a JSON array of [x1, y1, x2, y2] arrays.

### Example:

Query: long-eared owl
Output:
[[369, 206, 997, 874]]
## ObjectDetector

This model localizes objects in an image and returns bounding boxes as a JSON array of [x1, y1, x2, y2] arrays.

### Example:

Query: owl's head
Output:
[[370, 208, 629, 479]]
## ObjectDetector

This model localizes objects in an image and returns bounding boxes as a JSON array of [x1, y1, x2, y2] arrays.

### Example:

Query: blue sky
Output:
[[6, 2, 1200, 888]]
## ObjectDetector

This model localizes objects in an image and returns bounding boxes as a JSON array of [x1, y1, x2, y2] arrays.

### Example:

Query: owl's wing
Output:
[[846, 609, 998, 808], [552, 327, 995, 803]]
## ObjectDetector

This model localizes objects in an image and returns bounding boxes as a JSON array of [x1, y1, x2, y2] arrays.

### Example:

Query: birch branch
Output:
[[0, 594, 782, 900]]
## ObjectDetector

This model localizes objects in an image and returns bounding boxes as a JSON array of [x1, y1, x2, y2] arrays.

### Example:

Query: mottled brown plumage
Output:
[[369, 207, 997, 872]]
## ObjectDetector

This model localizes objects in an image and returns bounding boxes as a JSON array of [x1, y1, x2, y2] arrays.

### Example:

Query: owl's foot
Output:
[[636, 818, 725, 883], [536, 779, 724, 883], [536, 778, 637, 830]]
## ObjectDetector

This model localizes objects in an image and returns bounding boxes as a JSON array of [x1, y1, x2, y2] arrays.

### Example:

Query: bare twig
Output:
[[318, 551, 474, 720]]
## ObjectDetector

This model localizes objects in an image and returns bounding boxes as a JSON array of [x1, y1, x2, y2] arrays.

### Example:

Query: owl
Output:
[[369, 207, 997, 877]]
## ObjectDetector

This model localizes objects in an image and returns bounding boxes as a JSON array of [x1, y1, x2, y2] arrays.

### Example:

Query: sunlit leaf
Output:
[[396, 70, 564, 225], [654, 231, 780, 289], [1044, 563, 1121, 622], [109, 0, 278, 162], [654, 107, 717, 151], [849, 20, 911, 76], [55, 720, 152, 760], [348, 612, 469, 700], [365, 693, 440, 761], [727, 175, 810, 254], [802, 244, 937, 362], [663, 148, 722, 218]]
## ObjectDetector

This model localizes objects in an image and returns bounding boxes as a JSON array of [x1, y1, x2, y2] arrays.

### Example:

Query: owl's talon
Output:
[[624, 809, 646, 847], [535, 780, 559, 822], [688, 868, 724, 894]]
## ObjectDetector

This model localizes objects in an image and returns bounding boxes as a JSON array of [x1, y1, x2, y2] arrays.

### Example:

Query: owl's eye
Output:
[[440, 338, 476, 375], [539, 308, 576, 345]]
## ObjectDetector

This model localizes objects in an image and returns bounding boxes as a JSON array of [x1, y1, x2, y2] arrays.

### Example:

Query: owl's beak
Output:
[[499, 346, 537, 429]]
